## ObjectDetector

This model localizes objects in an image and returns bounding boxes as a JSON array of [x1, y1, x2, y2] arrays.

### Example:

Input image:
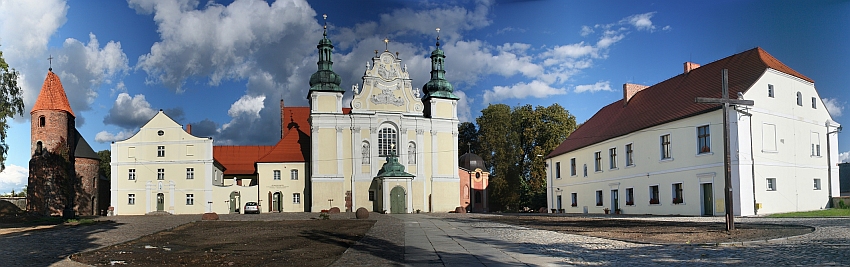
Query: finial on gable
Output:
[[322, 14, 328, 36], [384, 37, 389, 52]]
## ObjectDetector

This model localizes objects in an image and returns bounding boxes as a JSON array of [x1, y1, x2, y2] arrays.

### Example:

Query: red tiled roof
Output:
[[259, 107, 312, 163], [31, 71, 75, 116], [548, 47, 813, 158], [213, 145, 274, 175]]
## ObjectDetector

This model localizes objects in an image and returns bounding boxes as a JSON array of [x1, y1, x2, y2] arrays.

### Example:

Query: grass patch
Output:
[[767, 208, 850, 218]]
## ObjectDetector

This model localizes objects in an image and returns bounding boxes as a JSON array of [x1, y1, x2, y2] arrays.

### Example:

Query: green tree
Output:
[[457, 122, 480, 155], [0, 46, 25, 172], [97, 150, 111, 179]]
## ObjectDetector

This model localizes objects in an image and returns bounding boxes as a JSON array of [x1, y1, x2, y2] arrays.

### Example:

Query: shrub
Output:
[[319, 212, 330, 220]]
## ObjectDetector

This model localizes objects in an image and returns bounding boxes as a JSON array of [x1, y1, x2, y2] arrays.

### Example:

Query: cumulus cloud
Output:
[[0, 164, 28, 192], [574, 81, 613, 93], [822, 98, 843, 117], [94, 130, 138, 143], [622, 12, 656, 31], [0, 0, 67, 58], [662, 25, 672, 31], [103, 93, 158, 129], [580, 25, 594, 36], [840, 151, 849, 163], [483, 80, 567, 104]]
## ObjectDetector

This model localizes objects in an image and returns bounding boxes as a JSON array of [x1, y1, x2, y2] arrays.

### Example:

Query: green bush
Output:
[[839, 199, 847, 209]]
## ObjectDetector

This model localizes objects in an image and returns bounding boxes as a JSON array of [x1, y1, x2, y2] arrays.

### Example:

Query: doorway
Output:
[[156, 193, 164, 211], [611, 189, 619, 212], [272, 192, 282, 212], [229, 191, 240, 213], [556, 195, 562, 210], [702, 183, 713, 216], [390, 186, 406, 214]]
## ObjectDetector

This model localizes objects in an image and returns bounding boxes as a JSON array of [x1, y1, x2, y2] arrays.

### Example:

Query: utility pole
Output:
[[695, 69, 754, 231]]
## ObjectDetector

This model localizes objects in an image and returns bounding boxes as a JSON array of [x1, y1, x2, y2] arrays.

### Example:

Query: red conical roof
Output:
[[31, 70, 75, 117]]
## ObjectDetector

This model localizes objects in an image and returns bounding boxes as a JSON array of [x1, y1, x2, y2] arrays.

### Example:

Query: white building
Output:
[[546, 48, 840, 216]]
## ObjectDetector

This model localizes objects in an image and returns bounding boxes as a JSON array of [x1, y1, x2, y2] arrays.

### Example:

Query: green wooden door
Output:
[[702, 183, 713, 216], [390, 186, 406, 214], [156, 193, 164, 211]]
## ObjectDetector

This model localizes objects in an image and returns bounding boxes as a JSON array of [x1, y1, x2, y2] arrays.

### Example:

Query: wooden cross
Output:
[[694, 69, 754, 231]]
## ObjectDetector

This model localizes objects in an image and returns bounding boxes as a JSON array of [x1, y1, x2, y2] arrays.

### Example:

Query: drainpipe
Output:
[[826, 123, 843, 207]]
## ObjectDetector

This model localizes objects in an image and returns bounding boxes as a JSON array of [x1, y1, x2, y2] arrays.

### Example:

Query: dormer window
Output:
[[38, 116, 45, 127]]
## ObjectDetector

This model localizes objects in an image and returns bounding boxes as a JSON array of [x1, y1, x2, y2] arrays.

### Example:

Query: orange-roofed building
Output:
[[546, 48, 840, 217]]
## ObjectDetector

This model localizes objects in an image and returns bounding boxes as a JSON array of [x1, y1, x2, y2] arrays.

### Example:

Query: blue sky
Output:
[[0, 0, 848, 193]]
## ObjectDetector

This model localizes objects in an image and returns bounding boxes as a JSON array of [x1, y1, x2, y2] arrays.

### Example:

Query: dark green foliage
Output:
[[0, 46, 26, 172], [97, 150, 111, 178]]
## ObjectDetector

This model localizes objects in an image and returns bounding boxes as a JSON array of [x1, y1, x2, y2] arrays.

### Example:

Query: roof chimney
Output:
[[684, 62, 700, 73], [280, 99, 287, 139], [186, 124, 192, 135], [623, 83, 649, 106]]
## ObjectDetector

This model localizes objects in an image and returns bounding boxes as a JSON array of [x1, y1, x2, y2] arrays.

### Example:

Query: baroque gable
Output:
[[350, 52, 424, 115]]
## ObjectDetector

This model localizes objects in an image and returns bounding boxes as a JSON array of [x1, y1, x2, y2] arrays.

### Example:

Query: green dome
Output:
[[422, 41, 459, 100], [309, 33, 344, 93], [376, 155, 414, 178]]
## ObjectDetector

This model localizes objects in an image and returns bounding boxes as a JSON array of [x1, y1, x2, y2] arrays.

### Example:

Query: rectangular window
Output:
[[625, 144, 634, 166], [157, 169, 165, 180], [293, 193, 301, 204], [186, 194, 194, 205], [812, 97, 817, 109], [291, 169, 299, 180], [697, 125, 711, 154], [273, 170, 281, 180], [811, 132, 821, 157], [660, 134, 672, 159], [766, 178, 777, 191], [128, 194, 136, 205], [672, 183, 683, 204], [157, 146, 165, 157], [609, 148, 617, 169], [368, 191, 375, 201], [625, 188, 634, 205], [763, 123, 777, 151], [583, 164, 587, 177], [595, 190, 603, 206], [555, 162, 561, 179], [186, 168, 194, 179], [594, 152, 602, 172], [128, 169, 136, 180], [571, 193, 577, 207], [570, 158, 576, 176], [649, 185, 660, 204], [814, 179, 822, 190], [768, 84, 774, 98]]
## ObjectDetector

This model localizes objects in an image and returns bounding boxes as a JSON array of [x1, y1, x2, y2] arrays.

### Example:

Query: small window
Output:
[[768, 84, 774, 98], [625, 144, 634, 166], [293, 193, 301, 204], [595, 190, 603, 206], [186, 194, 194, 205], [796, 92, 802, 106], [814, 179, 821, 190], [811, 132, 821, 157], [672, 183, 683, 204], [583, 164, 587, 177], [38, 116, 45, 127], [812, 97, 817, 109], [660, 134, 672, 159], [649, 185, 660, 204], [555, 162, 561, 179], [368, 191, 375, 201], [625, 188, 634, 205], [570, 158, 576, 176], [128, 169, 136, 180], [571, 193, 577, 207], [157, 169, 165, 180], [186, 168, 194, 179], [291, 169, 298, 180], [697, 125, 711, 154], [766, 178, 777, 191], [609, 148, 617, 169], [157, 146, 165, 157], [274, 170, 281, 180], [128, 194, 136, 205], [594, 152, 602, 172], [157, 130, 164, 136]]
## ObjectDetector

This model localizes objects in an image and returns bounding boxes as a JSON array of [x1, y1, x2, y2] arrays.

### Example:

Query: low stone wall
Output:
[[0, 197, 26, 211], [832, 196, 850, 208]]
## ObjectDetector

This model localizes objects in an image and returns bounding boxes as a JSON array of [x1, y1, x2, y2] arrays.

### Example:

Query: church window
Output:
[[186, 194, 194, 205], [128, 194, 135, 205], [408, 142, 416, 164], [157, 169, 165, 180], [293, 193, 301, 204], [38, 116, 45, 127], [378, 127, 398, 156], [291, 169, 298, 180], [362, 142, 370, 164], [157, 146, 165, 157], [273, 170, 281, 180], [128, 169, 136, 180], [186, 168, 194, 179]]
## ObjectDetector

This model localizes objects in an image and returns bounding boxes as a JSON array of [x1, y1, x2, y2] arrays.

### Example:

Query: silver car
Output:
[[244, 202, 260, 214]]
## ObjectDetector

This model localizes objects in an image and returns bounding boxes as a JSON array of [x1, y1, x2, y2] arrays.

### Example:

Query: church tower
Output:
[[307, 14, 344, 114], [28, 68, 77, 217], [422, 28, 459, 119]]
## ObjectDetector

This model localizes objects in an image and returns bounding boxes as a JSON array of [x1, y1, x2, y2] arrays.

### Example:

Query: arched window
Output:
[[796, 92, 802, 106], [361, 141, 370, 164], [38, 116, 45, 127], [407, 142, 416, 164], [378, 127, 397, 156]]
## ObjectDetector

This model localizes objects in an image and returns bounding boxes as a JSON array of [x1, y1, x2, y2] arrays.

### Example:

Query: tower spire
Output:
[[308, 14, 343, 93], [422, 27, 458, 100]]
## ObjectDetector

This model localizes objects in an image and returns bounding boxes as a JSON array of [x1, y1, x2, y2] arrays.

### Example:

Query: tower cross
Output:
[[48, 55, 53, 70], [384, 37, 389, 51]]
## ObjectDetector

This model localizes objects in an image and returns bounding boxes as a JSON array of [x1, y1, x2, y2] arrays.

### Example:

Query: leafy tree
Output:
[[0, 46, 25, 172], [97, 150, 111, 179], [457, 122, 480, 155]]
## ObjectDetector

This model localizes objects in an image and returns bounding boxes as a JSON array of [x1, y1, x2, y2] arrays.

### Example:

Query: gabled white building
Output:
[[546, 48, 840, 216]]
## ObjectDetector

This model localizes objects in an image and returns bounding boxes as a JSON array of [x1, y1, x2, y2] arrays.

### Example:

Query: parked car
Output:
[[244, 202, 260, 214]]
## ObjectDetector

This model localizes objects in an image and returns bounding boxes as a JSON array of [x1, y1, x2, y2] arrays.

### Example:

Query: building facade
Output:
[[546, 48, 840, 216]]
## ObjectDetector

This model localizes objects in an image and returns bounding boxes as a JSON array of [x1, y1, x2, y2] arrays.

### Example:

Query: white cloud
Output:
[[454, 90, 472, 122], [0, 0, 67, 58], [622, 12, 656, 31], [0, 164, 27, 191], [103, 93, 158, 129], [580, 25, 594, 36], [496, 27, 525, 35], [822, 98, 843, 117], [574, 81, 613, 93], [483, 80, 567, 104], [840, 151, 849, 163], [94, 130, 138, 143], [662, 25, 672, 31], [227, 94, 266, 119]]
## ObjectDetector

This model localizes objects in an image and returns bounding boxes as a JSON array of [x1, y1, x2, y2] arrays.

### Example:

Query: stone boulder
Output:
[[328, 207, 341, 214], [538, 207, 548, 213], [202, 212, 219, 220], [454, 207, 467, 213], [355, 207, 369, 219]]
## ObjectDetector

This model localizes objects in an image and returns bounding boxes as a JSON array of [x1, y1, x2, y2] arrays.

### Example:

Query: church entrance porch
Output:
[[390, 186, 406, 214]]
